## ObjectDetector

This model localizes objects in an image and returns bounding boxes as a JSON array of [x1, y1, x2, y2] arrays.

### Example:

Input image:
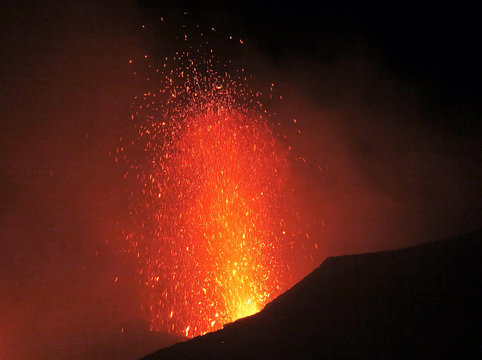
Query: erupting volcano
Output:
[[118, 28, 316, 338]]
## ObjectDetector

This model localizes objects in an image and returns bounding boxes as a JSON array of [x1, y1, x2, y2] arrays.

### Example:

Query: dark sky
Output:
[[140, 0, 481, 128], [1, 0, 481, 359]]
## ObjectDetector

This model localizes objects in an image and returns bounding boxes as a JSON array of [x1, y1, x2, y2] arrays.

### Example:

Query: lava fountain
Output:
[[119, 29, 314, 338]]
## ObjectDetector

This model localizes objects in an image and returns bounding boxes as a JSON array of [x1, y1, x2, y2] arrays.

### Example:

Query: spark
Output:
[[119, 24, 315, 338]]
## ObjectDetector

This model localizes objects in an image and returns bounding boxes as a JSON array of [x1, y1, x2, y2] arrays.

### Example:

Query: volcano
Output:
[[139, 229, 481, 359]]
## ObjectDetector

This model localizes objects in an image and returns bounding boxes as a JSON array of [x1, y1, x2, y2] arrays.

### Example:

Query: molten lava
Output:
[[119, 28, 316, 338], [148, 110, 289, 336]]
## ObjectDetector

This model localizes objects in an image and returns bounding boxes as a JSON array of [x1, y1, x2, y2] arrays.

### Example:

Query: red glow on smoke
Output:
[[118, 26, 317, 338]]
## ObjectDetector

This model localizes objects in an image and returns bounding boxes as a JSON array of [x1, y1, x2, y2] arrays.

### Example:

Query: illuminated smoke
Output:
[[118, 26, 316, 337]]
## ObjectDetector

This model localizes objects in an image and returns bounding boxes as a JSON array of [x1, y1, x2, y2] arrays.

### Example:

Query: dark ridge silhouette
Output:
[[140, 229, 481, 359]]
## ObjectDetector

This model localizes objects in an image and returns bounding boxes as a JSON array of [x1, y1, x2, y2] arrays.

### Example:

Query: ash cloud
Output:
[[272, 55, 482, 258], [222, 3, 482, 260], [1, 1, 180, 359]]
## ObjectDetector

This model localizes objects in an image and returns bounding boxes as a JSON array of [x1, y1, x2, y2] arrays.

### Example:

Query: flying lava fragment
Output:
[[118, 26, 315, 338]]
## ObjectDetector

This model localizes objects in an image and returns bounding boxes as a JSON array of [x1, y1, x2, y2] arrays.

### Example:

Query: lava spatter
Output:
[[119, 25, 314, 338]]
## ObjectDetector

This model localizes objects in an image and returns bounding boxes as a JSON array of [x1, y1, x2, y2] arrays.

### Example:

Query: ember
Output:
[[119, 24, 316, 337]]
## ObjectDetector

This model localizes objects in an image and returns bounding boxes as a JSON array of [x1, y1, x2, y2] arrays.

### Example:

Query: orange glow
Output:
[[128, 109, 289, 336], [119, 27, 316, 338]]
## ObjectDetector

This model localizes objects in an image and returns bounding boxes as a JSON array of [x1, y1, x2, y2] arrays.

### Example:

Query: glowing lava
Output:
[[119, 28, 313, 338], [149, 109, 289, 337]]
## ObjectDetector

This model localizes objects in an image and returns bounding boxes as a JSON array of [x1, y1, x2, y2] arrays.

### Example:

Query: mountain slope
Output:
[[141, 230, 481, 359]]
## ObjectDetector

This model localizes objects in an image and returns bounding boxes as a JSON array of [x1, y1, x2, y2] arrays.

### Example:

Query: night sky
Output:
[[1, 1, 481, 359]]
